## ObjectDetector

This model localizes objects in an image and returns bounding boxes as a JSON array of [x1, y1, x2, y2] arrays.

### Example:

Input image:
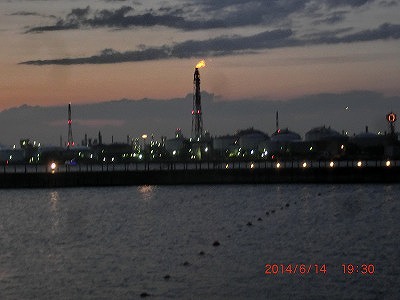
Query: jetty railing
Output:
[[2, 160, 399, 174]]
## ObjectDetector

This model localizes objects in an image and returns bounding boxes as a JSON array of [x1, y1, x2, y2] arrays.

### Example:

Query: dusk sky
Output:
[[0, 0, 399, 111]]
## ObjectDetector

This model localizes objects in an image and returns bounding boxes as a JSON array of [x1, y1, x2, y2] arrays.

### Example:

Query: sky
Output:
[[0, 0, 399, 112]]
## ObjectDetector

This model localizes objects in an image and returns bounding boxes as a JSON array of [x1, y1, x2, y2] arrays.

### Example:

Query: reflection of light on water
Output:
[[49, 191, 60, 232], [138, 185, 154, 201]]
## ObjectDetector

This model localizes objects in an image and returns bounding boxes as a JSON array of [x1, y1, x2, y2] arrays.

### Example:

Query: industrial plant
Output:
[[0, 61, 399, 167]]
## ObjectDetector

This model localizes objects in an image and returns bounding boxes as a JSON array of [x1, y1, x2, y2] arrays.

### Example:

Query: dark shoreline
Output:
[[1, 166, 399, 188]]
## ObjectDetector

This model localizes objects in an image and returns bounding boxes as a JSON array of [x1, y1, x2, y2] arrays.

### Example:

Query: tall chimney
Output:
[[192, 67, 203, 139]]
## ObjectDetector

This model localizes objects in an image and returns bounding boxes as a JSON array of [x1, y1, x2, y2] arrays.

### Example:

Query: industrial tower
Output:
[[192, 63, 204, 139], [67, 103, 74, 148]]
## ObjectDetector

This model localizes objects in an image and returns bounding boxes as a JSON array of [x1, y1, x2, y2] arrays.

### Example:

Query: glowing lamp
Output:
[[50, 162, 57, 173]]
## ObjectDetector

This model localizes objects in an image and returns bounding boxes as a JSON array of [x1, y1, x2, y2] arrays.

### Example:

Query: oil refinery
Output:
[[0, 60, 400, 185]]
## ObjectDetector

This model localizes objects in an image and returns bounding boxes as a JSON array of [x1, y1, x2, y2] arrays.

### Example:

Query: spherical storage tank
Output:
[[271, 128, 301, 142], [305, 126, 345, 142], [236, 128, 269, 150]]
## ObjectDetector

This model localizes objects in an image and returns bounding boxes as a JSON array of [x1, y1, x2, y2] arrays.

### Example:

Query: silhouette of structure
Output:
[[67, 103, 74, 148], [192, 67, 203, 139]]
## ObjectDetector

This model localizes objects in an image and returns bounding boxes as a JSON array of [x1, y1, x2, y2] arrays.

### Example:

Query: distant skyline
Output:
[[0, 0, 399, 111], [1, 91, 399, 147]]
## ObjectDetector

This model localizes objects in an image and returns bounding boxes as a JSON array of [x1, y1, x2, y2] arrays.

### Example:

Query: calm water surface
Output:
[[0, 185, 399, 299]]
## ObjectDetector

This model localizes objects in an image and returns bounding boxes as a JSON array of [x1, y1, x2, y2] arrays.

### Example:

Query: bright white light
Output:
[[276, 162, 281, 168], [302, 162, 307, 168], [205, 147, 208, 152], [386, 160, 391, 167], [250, 150, 254, 155], [250, 163, 255, 169], [225, 164, 229, 169], [138, 154, 143, 160], [172, 150, 177, 156], [329, 161, 335, 168], [357, 161, 362, 167], [50, 162, 57, 170]]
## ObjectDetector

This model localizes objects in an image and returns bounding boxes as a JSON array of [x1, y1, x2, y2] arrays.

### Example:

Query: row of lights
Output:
[[49, 159, 394, 173], [248, 160, 393, 169]]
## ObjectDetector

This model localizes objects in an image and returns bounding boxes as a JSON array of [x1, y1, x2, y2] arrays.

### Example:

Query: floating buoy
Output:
[[213, 241, 220, 247]]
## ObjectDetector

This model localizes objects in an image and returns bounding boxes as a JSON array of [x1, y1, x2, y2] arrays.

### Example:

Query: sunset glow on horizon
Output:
[[0, 0, 399, 111]]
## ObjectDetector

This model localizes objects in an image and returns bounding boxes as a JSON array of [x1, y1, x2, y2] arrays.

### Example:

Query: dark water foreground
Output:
[[1, 165, 400, 188], [0, 185, 399, 299]]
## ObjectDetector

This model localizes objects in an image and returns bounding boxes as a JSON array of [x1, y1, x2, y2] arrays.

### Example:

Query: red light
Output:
[[387, 113, 397, 123], [191, 110, 195, 115], [68, 120, 72, 125], [197, 110, 200, 114], [277, 129, 281, 133]]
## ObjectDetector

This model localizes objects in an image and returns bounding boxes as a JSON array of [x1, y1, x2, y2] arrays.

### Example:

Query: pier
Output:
[[1, 160, 399, 188]]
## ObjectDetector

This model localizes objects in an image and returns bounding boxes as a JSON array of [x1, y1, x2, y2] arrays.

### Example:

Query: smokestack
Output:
[[67, 103, 74, 148], [192, 67, 203, 139]]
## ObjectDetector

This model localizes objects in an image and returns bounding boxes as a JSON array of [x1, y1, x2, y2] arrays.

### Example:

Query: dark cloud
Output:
[[25, 0, 376, 33], [20, 29, 293, 65], [11, 11, 42, 16], [25, 5, 189, 33], [310, 23, 400, 44], [379, 1, 399, 7], [312, 11, 347, 25], [170, 29, 295, 58], [67, 6, 90, 20], [324, 0, 375, 7], [10, 11, 56, 19], [19, 23, 400, 66], [20, 46, 170, 65]]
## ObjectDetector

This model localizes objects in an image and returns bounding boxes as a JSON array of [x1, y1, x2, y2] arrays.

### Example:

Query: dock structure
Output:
[[0, 160, 399, 188]]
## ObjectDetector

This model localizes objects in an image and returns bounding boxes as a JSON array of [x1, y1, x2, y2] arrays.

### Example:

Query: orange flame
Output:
[[195, 60, 206, 69]]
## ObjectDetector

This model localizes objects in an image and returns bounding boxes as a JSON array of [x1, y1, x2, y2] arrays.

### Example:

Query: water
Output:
[[0, 185, 399, 299]]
